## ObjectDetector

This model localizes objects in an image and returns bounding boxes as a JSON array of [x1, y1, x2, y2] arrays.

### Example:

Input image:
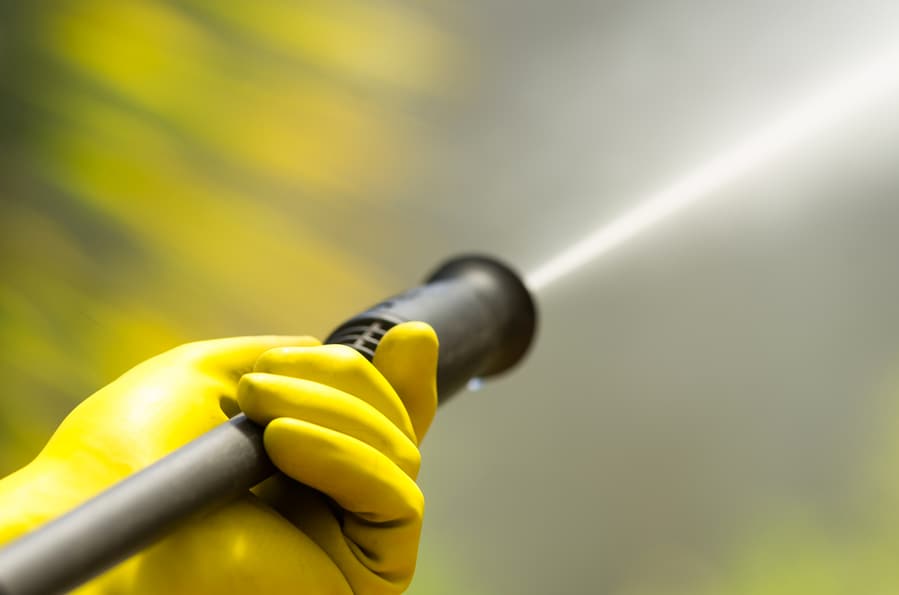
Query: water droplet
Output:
[[467, 377, 485, 392]]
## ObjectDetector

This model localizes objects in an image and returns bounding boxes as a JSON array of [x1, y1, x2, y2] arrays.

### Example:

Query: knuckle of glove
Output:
[[255, 343, 368, 375]]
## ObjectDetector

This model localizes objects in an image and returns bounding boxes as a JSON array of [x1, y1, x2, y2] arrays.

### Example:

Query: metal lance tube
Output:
[[0, 255, 537, 595]]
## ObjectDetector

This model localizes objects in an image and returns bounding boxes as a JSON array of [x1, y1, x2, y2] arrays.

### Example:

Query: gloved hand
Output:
[[0, 322, 438, 594]]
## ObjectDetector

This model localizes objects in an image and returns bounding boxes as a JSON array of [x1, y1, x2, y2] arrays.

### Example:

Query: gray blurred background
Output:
[[3, 1, 899, 593], [414, 1, 899, 593]]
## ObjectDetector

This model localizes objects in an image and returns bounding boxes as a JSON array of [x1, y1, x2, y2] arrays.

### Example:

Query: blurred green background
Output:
[[4, 1, 899, 593]]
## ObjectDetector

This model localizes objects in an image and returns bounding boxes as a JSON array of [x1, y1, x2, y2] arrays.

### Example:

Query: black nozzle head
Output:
[[425, 255, 537, 380]]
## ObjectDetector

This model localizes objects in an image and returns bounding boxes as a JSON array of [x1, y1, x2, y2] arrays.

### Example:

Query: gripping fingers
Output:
[[255, 345, 416, 441], [264, 418, 423, 525], [263, 419, 424, 590], [247, 331, 437, 593], [238, 373, 421, 478]]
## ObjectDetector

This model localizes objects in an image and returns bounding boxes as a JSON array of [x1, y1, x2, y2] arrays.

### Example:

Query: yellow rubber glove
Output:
[[0, 322, 438, 594]]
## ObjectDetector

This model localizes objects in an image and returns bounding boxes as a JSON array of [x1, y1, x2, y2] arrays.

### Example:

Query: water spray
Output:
[[527, 45, 899, 293], [0, 255, 537, 595]]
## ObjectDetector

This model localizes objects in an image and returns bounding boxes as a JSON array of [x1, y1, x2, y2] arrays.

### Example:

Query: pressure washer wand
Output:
[[0, 255, 536, 595]]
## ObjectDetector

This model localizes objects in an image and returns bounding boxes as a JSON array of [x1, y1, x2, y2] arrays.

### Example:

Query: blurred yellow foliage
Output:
[[0, 0, 451, 475]]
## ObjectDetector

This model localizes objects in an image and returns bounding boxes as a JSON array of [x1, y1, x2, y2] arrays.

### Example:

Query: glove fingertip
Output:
[[374, 322, 439, 366], [236, 373, 275, 425], [373, 322, 439, 443]]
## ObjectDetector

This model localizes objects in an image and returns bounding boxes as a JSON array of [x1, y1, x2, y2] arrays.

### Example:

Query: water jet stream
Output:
[[527, 47, 899, 294]]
